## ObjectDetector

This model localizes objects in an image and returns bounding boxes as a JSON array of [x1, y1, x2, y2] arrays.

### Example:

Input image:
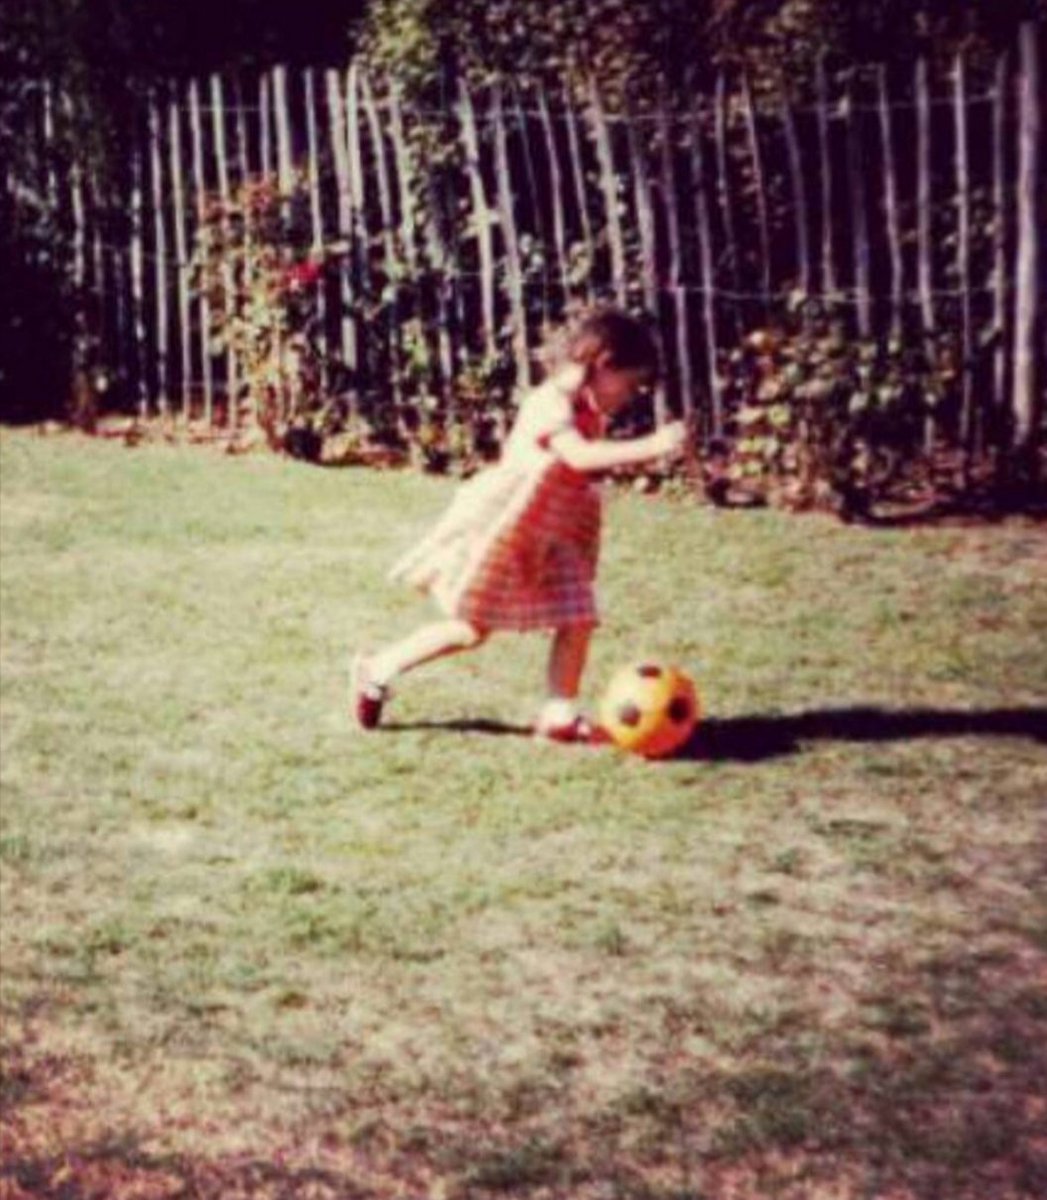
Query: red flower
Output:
[[286, 260, 323, 290]]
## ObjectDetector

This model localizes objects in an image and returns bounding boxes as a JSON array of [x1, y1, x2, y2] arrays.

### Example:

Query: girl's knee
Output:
[[555, 623, 594, 645], [454, 620, 489, 648]]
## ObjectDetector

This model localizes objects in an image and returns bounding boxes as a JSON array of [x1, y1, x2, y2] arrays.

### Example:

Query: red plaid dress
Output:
[[389, 382, 604, 631]]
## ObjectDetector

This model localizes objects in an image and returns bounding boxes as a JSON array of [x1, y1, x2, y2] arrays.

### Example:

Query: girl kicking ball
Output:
[[352, 306, 685, 743]]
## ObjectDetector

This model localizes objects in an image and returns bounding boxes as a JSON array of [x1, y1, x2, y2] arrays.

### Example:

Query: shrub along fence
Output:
[[9, 22, 1043, 486]]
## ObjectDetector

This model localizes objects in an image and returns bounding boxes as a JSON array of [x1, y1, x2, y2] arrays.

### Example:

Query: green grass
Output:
[[2, 428, 1046, 1199]]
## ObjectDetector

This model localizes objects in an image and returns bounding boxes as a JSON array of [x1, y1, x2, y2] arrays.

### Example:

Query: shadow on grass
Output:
[[7, 935, 1046, 1200], [380, 717, 535, 737], [380, 707, 1047, 763], [0, 1136, 379, 1200], [407, 936, 1047, 1200], [4, 869, 1045, 1200], [681, 705, 1047, 762], [862, 488, 1047, 527]]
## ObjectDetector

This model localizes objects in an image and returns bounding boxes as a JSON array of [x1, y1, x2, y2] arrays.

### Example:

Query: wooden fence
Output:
[[15, 22, 1044, 454]]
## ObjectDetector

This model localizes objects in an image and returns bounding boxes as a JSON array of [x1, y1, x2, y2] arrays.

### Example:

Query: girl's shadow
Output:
[[380, 718, 534, 738], [679, 706, 1047, 762], [382, 707, 1047, 762]]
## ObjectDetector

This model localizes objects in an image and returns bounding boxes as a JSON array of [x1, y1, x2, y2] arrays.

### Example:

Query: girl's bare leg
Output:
[[546, 624, 593, 702], [367, 619, 488, 685], [534, 624, 598, 735]]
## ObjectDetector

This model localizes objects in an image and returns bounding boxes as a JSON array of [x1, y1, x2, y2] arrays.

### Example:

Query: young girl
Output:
[[352, 306, 685, 743]]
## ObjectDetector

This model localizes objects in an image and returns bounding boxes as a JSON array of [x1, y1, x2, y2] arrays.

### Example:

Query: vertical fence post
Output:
[[442, 68, 469, 372], [64, 95, 87, 294], [491, 82, 531, 388], [845, 76, 871, 338], [589, 79, 627, 306], [626, 106, 665, 425], [359, 72, 397, 276], [346, 62, 372, 389], [113, 243, 130, 403], [392, 80, 448, 394], [42, 81, 58, 209], [211, 72, 237, 427], [325, 68, 358, 391], [457, 80, 497, 361], [714, 71, 742, 326], [388, 82, 419, 281], [360, 71, 402, 407], [657, 88, 683, 294], [876, 65, 904, 341], [422, 172, 458, 401], [303, 68, 328, 372], [89, 169, 108, 376], [953, 52, 974, 459], [626, 108, 658, 313], [168, 92, 191, 420], [148, 91, 170, 416], [1012, 21, 1042, 472], [992, 52, 1010, 437], [780, 86, 811, 300], [688, 98, 722, 437], [741, 75, 771, 307], [537, 84, 570, 307], [234, 77, 250, 184], [64, 91, 89, 423], [511, 83, 549, 325], [273, 65, 294, 197], [815, 56, 837, 301], [235, 75, 255, 367], [210, 76, 231, 236], [564, 87, 595, 305], [270, 62, 293, 435], [388, 78, 436, 399], [915, 56, 935, 448], [915, 56, 934, 329], [129, 140, 149, 418], [259, 73, 273, 179], [658, 91, 693, 420], [188, 79, 213, 426]]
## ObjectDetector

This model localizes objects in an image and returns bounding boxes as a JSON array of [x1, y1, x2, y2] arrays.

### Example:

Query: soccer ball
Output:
[[599, 662, 700, 759]]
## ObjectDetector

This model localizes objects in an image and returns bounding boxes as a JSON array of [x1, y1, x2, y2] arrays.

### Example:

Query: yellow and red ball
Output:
[[599, 662, 700, 759]]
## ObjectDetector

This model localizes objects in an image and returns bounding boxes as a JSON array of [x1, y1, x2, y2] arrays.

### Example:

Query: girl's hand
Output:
[[649, 420, 686, 459], [550, 361, 587, 394]]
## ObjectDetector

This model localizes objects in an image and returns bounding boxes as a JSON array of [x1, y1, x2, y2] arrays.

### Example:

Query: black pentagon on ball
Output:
[[637, 664, 663, 678], [617, 702, 643, 727], [667, 696, 692, 723]]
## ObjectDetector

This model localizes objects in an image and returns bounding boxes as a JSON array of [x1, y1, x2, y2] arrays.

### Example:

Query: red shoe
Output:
[[534, 715, 612, 747], [351, 655, 391, 730]]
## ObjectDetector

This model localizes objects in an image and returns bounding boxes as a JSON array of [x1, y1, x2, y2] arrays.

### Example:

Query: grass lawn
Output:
[[1, 427, 1045, 1199]]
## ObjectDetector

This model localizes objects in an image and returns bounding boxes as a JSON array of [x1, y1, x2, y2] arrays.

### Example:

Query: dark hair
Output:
[[543, 306, 661, 379]]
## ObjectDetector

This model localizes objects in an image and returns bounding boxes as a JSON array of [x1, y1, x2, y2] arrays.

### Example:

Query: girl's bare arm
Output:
[[549, 421, 685, 473]]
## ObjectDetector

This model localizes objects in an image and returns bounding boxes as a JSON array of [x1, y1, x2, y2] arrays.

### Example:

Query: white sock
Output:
[[538, 697, 578, 730], [368, 656, 394, 689], [359, 652, 393, 690]]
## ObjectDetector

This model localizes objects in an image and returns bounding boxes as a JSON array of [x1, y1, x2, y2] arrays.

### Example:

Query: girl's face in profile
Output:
[[589, 355, 651, 416]]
